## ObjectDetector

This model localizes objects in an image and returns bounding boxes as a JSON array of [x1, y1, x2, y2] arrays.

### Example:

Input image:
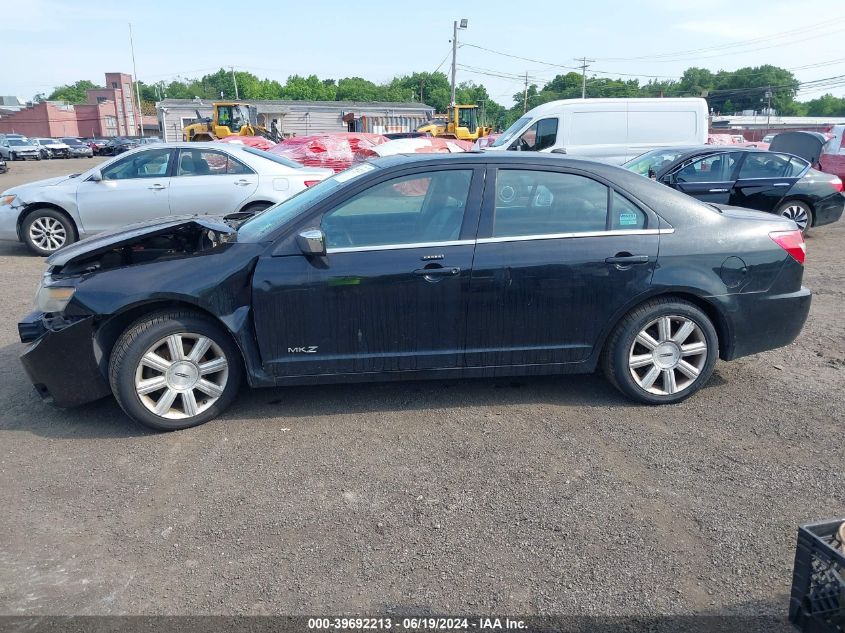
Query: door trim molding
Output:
[[324, 229, 674, 254]]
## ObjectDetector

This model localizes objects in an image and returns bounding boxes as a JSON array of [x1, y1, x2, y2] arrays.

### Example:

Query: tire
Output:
[[240, 202, 273, 216], [602, 298, 718, 405], [21, 208, 76, 256], [109, 310, 243, 431], [777, 199, 813, 234]]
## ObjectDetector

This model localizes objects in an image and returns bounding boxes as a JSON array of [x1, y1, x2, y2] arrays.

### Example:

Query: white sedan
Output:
[[0, 142, 333, 255]]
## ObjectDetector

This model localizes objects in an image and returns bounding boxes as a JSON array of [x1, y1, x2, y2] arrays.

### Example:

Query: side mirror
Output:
[[89, 169, 102, 182], [296, 228, 326, 256]]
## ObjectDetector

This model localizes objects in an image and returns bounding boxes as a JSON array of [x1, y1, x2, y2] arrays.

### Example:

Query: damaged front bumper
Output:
[[18, 311, 111, 407]]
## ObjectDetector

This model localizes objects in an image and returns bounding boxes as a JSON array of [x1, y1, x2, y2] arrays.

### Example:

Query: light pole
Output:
[[450, 18, 468, 107]]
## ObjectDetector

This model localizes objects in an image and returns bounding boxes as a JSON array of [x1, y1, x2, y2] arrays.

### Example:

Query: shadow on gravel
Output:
[[0, 241, 37, 257], [2, 344, 730, 440]]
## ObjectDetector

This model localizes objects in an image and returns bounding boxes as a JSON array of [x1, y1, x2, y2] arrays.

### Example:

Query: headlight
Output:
[[1, 194, 16, 206], [34, 285, 75, 313]]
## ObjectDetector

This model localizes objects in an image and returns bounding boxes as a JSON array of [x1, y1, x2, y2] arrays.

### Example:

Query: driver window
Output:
[[321, 170, 473, 249], [100, 149, 172, 181], [511, 118, 558, 152], [674, 153, 740, 182]]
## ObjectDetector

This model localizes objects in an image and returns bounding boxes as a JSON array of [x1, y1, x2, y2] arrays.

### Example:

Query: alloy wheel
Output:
[[28, 217, 67, 251], [628, 315, 708, 396], [780, 204, 809, 231], [134, 333, 229, 420]]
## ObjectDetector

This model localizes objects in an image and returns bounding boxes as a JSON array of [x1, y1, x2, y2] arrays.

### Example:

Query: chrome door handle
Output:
[[148, 183, 166, 190], [413, 266, 460, 278], [605, 255, 650, 265], [234, 179, 252, 186], [708, 188, 729, 192], [773, 182, 790, 187]]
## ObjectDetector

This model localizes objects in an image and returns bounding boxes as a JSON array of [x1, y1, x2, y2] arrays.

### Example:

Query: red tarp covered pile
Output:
[[214, 136, 277, 151], [268, 133, 388, 172], [356, 137, 475, 162]]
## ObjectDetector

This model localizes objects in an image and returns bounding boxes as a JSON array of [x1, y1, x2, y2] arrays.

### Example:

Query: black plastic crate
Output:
[[790, 519, 845, 633]]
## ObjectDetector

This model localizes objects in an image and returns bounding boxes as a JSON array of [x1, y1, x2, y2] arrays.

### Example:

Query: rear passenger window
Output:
[[493, 170, 608, 237], [610, 191, 647, 230], [738, 153, 799, 179]]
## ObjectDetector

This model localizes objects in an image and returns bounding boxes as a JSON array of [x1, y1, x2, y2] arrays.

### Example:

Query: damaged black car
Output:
[[18, 153, 811, 431]]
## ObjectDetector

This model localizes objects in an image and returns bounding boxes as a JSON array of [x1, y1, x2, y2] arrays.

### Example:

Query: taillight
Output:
[[769, 229, 806, 265], [303, 180, 321, 187], [829, 176, 843, 192]]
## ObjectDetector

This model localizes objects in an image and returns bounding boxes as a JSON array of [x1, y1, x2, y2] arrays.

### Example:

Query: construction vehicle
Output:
[[183, 102, 277, 142], [416, 105, 492, 141]]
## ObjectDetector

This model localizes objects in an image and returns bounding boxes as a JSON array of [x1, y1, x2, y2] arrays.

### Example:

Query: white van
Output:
[[486, 98, 709, 165]]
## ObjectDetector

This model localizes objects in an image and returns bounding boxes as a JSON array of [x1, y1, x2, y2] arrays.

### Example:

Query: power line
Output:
[[594, 16, 845, 62]]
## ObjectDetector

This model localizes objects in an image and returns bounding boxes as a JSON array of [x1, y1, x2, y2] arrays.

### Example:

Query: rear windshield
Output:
[[243, 146, 302, 169]]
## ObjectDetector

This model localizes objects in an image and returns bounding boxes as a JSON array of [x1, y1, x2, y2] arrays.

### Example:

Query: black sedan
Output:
[[100, 137, 139, 156], [18, 153, 811, 430], [624, 147, 844, 232]]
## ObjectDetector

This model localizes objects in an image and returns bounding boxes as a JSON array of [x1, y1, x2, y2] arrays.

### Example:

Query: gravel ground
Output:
[[0, 159, 842, 620]]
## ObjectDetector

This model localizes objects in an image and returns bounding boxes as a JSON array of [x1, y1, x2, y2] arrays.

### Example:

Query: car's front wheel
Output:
[[109, 311, 243, 431], [602, 298, 718, 405], [777, 200, 812, 234], [21, 208, 76, 256]]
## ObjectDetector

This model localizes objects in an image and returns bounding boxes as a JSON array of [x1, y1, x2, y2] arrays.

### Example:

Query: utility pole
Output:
[[765, 87, 772, 137], [450, 19, 468, 107], [523, 71, 529, 113], [128, 23, 144, 137], [231, 66, 239, 100], [574, 57, 595, 99]]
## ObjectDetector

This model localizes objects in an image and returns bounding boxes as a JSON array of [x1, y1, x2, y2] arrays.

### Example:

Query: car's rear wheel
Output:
[[109, 311, 243, 431], [602, 298, 718, 404], [21, 208, 76, 256], [777, 200, 812, 234], [240, 202, 273, 216]]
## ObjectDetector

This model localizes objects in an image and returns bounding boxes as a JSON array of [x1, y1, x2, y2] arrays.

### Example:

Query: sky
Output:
[[3, 0, 845, 106]]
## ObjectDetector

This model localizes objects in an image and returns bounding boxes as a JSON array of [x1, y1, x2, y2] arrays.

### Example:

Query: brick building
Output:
[[0, 72, 146, 138]]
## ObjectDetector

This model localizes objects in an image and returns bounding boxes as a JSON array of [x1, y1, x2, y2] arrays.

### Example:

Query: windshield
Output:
[[243, 146, 302, 169], [9, 139, 30, 146], [62, 138, 84, 146], [623, 148, 692, 176], [491, 116, 532, 148], [238, 163, 378, 242]]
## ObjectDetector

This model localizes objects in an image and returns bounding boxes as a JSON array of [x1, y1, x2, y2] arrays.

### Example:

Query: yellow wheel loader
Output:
[[416, 105, 492, 141]]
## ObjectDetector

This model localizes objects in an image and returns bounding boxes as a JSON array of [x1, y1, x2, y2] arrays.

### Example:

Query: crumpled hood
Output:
[[47, 215, 236, 267]]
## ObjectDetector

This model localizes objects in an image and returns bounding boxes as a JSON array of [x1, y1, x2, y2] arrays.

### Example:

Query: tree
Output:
[[801, 93, 845, 116], [394, 72, 451, 111], [336, 77, 382, 102], [47, 80, 102, 104], [280, 75, 337, 100]]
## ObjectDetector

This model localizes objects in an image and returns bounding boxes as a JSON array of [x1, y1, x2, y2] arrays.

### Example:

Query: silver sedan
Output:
[[0, 142, 332, 255]]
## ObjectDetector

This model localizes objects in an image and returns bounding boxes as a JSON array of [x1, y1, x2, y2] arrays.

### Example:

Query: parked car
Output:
[[32, 138, 71, 159], [624, 146, 844, 232], [17, 153, 811, 430], [60, 137, 94, 158], [87, 139, 112, 155], [100, 138, 139, 156], [0, 137, 40, 161], [0, 142, 332, 255], [485, 97, 709, 164], [762, 134, 777, 144]]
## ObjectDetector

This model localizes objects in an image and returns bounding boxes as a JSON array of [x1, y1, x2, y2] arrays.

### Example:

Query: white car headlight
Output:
[[34, 284, 75, 313]]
